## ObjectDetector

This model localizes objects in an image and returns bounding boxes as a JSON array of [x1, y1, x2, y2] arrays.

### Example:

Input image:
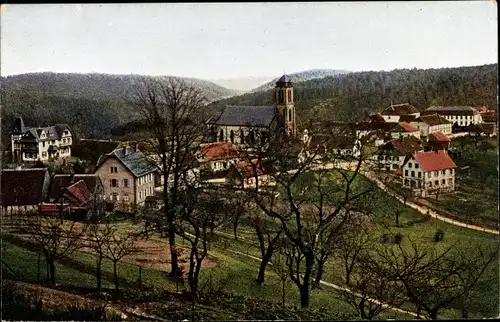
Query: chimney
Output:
[[122, 142, 127, 156]]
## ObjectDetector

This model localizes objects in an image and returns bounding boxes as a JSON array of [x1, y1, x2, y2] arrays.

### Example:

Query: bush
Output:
[[434, 229, 445, 242], [393, 232, 404, 244], [379, 234, 390, 243]]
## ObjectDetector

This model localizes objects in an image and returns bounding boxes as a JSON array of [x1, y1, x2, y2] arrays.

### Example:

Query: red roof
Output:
[[414, 151, 457, 172], [398, 122, 418, 132], [394, 168, 403, 176], [66, 180, 92, 206], [235, 159, 267, 179], [428, 131, 450, 142], [201, 142, 238, 161]]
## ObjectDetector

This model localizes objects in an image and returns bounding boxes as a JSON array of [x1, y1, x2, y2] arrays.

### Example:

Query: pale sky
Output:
[[0, 2, 497, 79]]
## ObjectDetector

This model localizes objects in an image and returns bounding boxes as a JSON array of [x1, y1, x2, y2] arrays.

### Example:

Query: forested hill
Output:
[[208, 64, 498, 127], [0, 72, 240, 103], [0, 72, 240, 148], [251, 69, 350, 92]]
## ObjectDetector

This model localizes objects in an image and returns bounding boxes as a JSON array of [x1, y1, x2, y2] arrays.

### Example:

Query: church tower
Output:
[[275, 74, 296, 138]]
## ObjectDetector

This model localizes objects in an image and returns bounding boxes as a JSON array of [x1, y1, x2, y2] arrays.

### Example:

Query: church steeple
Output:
[[275, 74, 296, 138]]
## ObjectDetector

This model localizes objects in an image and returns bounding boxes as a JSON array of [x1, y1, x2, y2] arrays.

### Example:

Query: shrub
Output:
[[379, 234, 390, 243], [393, 232, 404, 244], [434, 229, 445, 242]]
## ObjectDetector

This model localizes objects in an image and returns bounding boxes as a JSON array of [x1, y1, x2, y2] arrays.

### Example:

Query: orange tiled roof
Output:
[[428, 131, 450, 142], [414, 151, 456, 172], [398, 122, 418, 132], [201, 142, 238, 161]]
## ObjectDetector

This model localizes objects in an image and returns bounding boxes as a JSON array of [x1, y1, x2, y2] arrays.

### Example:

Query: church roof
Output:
[[277, 74, 292, 83], [211, 105, 276, 127]]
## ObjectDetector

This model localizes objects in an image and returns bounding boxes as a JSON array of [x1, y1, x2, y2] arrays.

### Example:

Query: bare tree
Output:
[[103, 226, 138, 290], [270, 245, 290, 307], [130, 77, 207, 276], [335, 225, 372, 286], [87, 222, 113, 292], [19, 211, 87, 286], [175, 185, 230, 299], [254, 151, 369, 308]]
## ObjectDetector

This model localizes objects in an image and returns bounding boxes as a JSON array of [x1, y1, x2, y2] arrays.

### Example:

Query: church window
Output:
[[230, 130, 234, 143], [278, 90, 285, 104], [288, 108, 292, 122], [219, 129, 224, 142], [240, 130, 245, 144], [287, 90, 292, 103]]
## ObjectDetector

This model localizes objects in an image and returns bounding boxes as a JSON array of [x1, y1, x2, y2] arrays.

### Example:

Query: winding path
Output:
[[316, 161, 499, 235]]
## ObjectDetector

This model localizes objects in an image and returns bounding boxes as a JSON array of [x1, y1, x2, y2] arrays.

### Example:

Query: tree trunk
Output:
[[168, 219, 179, 276], [113, 261, 119, 290], [49, 258, 56, 286], [299, 256, 314, 308], [233, 221, 238, 241], [282, 279, 286, 307], [96, 255, 102, 291], [429, 309, 438, 320], [312, 260, 325, 289], [257, 253, 271, 284]]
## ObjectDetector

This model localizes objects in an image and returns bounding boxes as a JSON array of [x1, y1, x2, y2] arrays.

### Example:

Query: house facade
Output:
[[423, 106, 483, 126], [225, 159, 274, 189], [374, 136, 423, 171], [207, 74, 297, 144], [406, 114, 452, 137], [0, 168, 51, 215], [95, 144, 157, 210], [11, 117, 72, 162], [402, 150, 456, 197], [199, 142, 239, 173]]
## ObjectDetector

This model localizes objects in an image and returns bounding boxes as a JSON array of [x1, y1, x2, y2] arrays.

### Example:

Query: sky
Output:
[[0, 2, 497, 79]]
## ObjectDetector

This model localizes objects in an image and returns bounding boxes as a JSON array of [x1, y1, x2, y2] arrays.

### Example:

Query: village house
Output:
[[402, 150, 457, 197], [39, 174, 105, 217], [379, 103, 420, 123], [199, 142, 239, 173], [225, 159, 275, 190], [401, 113, 453, 137], [95, 143, 157, 210], [426, 131, 451, 151], [11, 116, 73, 163], [389, 122, 421, 139], [374, 136, 424, 171], [0, 168, 51, 215], [423, 106, 483, 127], [207, 74, 297, 144]]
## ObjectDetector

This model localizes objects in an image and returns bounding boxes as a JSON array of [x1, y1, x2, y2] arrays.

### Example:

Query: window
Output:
[[223, 162, 227, 168], [111, 179, 118, 187], [409, 163, 413, 168], [442, 179, 446, 185], [42, 141, 46, 147], [418, 172, 422, 178], [434, 171, 438, 177], [448, 178, 453, 185], [110, 193, 118, 201], [150, 187, 153, 195], [288, 108, 292, 122], [405, 170, 409, 176], [124, 194, 130, 202], [139, 191, 142, 200], [411, 171, 415, 177], [435, 180, 439, 186], [415, 163, 419, 169], [240, 130, 245, 144], [441, 170, 445, 175], [230, 130, 234, 143], [428, 182, 432, 188], [219, 129, 224, 142], [123, 179, 128, 187], [42, 152, 47, 158], [110, 167, 118, 173]]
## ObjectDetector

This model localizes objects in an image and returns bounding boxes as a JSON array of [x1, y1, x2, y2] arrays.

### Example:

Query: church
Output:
[[207, 75, 297, 145]]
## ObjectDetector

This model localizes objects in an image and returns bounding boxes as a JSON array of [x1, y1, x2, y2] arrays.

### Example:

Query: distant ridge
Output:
[[250, 69, 350, 92]]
